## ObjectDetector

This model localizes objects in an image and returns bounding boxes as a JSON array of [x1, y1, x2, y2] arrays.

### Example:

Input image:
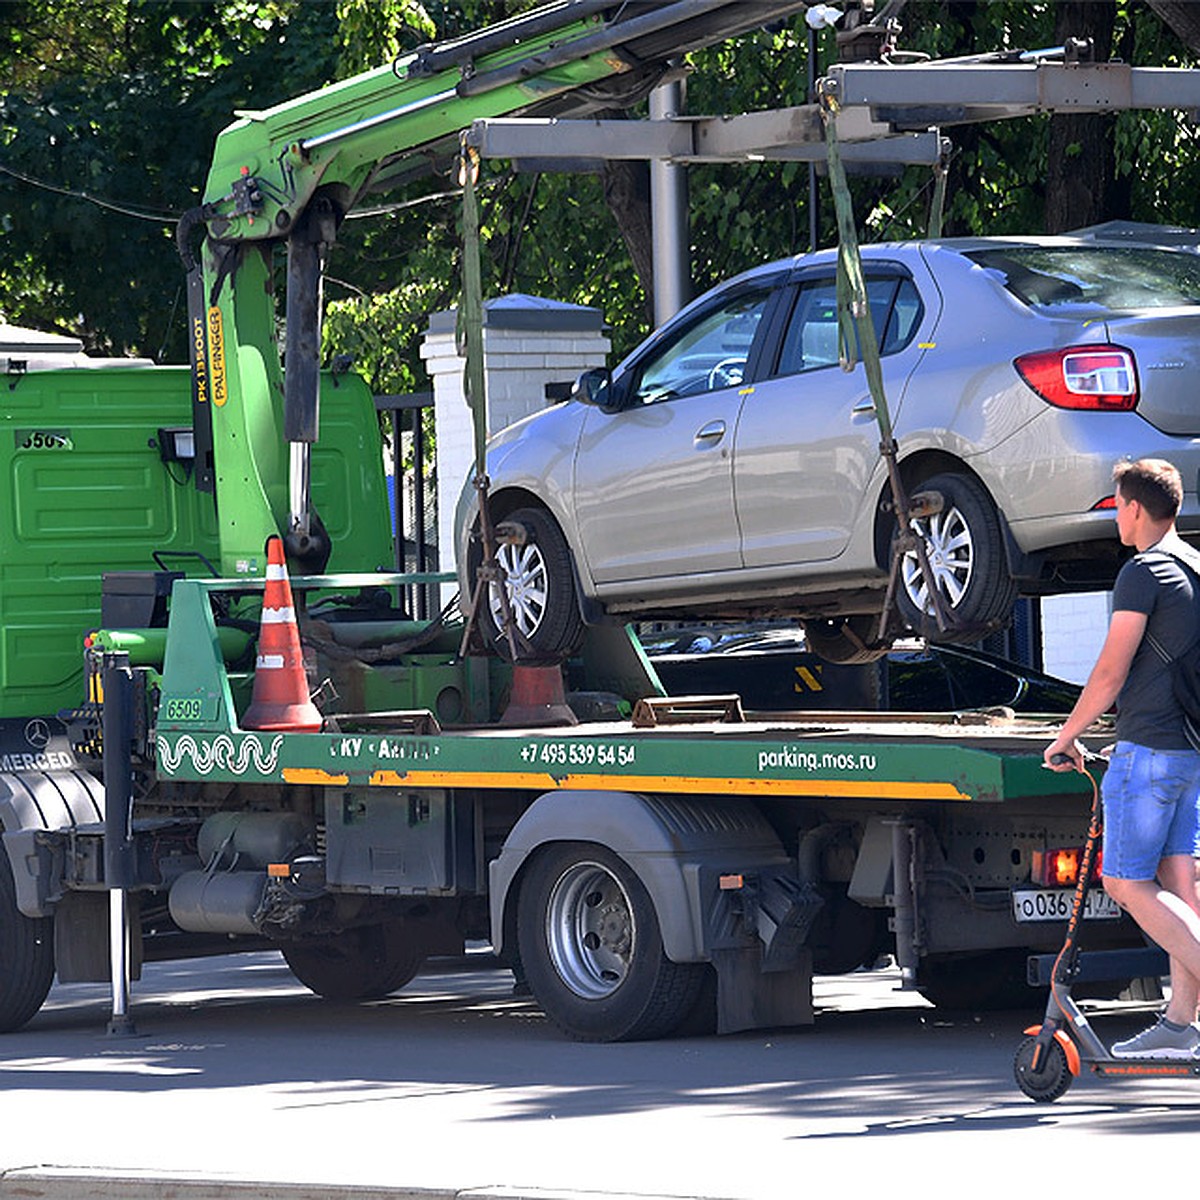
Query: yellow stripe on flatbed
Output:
[[367, 769, 969, 801]]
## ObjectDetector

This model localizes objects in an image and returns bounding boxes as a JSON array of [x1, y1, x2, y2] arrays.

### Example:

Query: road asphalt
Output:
[[1, 949, 1193, 1200]]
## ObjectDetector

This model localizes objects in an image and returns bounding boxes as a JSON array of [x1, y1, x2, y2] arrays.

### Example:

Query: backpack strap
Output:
[[1137, 545, 1200, 661], [1145, 630, 1174, 664], [1140, 543, 1200, 580]]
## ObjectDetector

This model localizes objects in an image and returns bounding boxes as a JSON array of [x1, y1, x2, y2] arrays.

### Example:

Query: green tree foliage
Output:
[[1, 0, 1199, 387], [0, 0, 347, 355]]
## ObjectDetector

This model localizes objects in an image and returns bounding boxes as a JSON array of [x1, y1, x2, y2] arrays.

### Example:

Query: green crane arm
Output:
[[180, 1, 807, 578]]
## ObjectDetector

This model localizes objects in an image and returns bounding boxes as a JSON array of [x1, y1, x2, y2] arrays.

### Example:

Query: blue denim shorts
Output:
[[1101, 741, 1200, 881]]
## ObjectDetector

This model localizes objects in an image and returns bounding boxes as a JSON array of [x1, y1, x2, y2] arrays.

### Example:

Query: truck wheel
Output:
[[916, 949, 1042, 1012], [517, 842, 706, 1042], [0, 844, 55, 1032], [282, 925, 424, 1001], [894, 471, 1017, 641], [473, 507, 584, 662]]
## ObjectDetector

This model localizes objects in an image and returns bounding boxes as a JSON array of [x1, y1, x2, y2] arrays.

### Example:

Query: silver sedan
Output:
[[457, 236, 1200, 662]]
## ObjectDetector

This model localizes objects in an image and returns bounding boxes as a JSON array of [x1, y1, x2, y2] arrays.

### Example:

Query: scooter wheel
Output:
[[1013, 1035, 1073, 1103]]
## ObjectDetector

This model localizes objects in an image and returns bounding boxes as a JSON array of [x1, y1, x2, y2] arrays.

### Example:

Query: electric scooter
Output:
[[1013, 751, 1200, 1102]]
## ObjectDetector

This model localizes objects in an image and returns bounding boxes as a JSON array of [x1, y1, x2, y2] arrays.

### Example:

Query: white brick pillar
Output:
[[420, 294, 610, 602]]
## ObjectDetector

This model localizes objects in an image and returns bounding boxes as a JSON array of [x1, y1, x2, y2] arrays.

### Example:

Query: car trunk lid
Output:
[[1104, 312, 1200, 435]]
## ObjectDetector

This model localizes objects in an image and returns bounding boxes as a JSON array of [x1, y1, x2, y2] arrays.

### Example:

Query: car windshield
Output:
[[966, 245, 1200, 311]]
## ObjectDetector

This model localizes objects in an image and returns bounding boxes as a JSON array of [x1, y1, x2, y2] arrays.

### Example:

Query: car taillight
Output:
[[1014, 345, 1138, 411], [1031, 846, 1103, 887]]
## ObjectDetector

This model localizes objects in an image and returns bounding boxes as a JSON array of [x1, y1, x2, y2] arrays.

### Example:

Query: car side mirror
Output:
[[571, 367, 620, 412]]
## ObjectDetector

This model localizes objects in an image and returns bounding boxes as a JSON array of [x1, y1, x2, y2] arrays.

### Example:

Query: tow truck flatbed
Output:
[[155, 709, 1087, 808]]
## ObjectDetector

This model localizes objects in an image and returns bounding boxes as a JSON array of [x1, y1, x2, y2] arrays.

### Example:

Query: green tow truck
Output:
[[0, 1, 1139, 1042]]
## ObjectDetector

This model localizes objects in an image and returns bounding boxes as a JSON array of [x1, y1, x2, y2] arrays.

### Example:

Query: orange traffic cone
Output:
[[242, 536, 323, 733]]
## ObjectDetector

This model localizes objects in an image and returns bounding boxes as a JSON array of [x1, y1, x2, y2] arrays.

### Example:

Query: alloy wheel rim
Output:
[[901, 504, 975, 614], [490, 540, 548, 637]]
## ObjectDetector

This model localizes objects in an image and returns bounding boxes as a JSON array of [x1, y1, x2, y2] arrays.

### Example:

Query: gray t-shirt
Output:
[[1112, 534, 1200, 749]]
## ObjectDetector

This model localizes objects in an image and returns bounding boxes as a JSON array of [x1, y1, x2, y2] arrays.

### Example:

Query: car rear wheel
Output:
[[472, 506, 584, 662], [894, 471, 1017, 641]]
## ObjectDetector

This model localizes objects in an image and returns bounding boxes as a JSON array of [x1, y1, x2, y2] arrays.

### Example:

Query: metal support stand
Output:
[[107, 889, 136, 1037], [102, 651, 138, 1037], [888, 819, 920, 991], [649, 79, 690, 326]]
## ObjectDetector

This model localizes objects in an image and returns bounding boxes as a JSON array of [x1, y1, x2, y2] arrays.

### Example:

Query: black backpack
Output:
[[1142, 545, 1200, 753]]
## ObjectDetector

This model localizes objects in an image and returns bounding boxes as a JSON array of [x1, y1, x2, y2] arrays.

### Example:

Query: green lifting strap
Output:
[[817, 80, 950, 639], [458, 140, 489, 481], [927, 152, 949, 240], [456, 136, 521, 661]]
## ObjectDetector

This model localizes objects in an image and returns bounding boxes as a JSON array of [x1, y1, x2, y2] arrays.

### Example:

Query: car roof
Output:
[[729, 233, 1192, 285]]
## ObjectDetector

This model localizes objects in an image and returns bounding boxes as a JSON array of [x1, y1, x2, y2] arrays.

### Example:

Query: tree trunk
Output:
[[602, 155, 655, 325], [1044, 2, 1117, 233], [1146, 1, 1200, 53]]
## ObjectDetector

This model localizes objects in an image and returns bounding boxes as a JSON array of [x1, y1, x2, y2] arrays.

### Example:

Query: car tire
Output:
[[472, 506, 584, 662], [894, 471, 1017, 641]]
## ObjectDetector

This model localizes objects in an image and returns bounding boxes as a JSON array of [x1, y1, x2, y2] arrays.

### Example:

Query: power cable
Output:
[[0, 158, 476, 226], [0, 160, 178, 223]]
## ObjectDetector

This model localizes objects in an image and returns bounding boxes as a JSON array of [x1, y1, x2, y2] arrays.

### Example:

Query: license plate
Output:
[[1011, 888, 1122, 923]]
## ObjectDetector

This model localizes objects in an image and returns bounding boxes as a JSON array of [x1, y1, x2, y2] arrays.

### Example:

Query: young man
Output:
[[1045, 457, 1200, 1058]]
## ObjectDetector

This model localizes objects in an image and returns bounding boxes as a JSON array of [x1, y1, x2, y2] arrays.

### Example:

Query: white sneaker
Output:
[[1111, 1017, 1200, 1060]]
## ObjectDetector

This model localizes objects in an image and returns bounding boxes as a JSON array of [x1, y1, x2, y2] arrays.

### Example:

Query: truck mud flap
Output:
[[0, 757, 105, 918]]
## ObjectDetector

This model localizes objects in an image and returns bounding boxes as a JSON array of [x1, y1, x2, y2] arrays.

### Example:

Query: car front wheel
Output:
[[802, 615, 890, 665], [894, 471, 1017, 641]]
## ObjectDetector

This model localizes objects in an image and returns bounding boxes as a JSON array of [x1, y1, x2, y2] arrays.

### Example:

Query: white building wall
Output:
[[1040, 590, 1111, 684], [420, 296, 610, 605]]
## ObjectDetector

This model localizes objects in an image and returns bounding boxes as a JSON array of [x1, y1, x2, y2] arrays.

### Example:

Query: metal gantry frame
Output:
[[463, 49, 1200, 646]]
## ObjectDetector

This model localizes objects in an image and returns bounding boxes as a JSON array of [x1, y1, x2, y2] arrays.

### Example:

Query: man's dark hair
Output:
[[1113, 458, 1183, 521]]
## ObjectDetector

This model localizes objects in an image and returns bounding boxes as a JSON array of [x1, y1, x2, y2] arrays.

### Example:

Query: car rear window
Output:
[[966, 246, 1200, 311]]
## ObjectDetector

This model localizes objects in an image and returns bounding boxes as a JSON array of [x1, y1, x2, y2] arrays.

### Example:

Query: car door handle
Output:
[[852, 399, 876, 416], [694, 420, 726, 445]]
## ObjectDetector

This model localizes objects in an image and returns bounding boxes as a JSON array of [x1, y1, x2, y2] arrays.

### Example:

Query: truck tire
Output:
[[517, 842, 706, 1042], [894, 471, 1017, 641], [915, 949, 1042, 1012], [0, 843, 55, 1032], [282, 925, 424, 1001], [473, 507, 584, 662]]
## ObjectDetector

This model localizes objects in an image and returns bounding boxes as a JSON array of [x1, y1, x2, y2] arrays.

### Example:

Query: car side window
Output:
[[774, 275, 922, 376], [632, 287, 773, 404]]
